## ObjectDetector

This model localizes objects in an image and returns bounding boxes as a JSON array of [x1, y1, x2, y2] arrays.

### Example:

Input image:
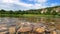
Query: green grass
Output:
[[22, 14, 53, 17], [0, 14, 60, 18]]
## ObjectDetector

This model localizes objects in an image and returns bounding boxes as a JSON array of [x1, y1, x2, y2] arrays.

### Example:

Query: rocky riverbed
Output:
[[0, 17, 60, 34]]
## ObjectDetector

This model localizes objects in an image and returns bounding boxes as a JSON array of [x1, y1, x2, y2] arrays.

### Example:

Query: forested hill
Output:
[[0, 5, 60, 17], [26, 6, 60, 14]]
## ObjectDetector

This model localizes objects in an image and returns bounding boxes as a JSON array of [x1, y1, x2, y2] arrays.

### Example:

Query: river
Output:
[[0, 17, 60, 34]]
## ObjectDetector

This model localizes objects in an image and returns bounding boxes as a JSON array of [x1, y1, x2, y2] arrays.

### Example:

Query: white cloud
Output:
[[28, 0, 48, 3], [51, 3, 59, 6], [0, 0, 33, 8], [0, 0, 49, 10], [1, 0, 19, 3], [35, 0, 48, 3]]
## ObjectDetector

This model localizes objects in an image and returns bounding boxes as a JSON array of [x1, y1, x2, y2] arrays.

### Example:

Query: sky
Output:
[[0, 0, 60, 10]]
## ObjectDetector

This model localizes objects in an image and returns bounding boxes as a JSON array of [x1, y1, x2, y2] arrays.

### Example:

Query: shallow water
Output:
[[0, 17, 60, 34], [0, 17, 60, 26]]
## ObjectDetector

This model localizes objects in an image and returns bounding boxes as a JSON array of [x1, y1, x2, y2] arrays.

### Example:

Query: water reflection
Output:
[[0, 17, 60, 34]]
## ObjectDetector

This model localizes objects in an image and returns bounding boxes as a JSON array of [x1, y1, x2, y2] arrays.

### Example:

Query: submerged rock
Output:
[[15, 22, 59, 34]]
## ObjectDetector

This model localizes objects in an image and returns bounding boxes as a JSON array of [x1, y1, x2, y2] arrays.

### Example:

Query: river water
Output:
[[0, 17, 60, 27], [0, 17, 60, 34]]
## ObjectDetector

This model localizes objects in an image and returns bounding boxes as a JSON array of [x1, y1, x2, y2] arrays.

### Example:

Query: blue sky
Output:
[[0, 0, 60, 10]]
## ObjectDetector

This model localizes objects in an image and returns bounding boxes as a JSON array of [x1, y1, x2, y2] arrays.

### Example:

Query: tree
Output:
[[52, 10, 57, 15], [9, 10, 14, 14], [58, 13, 60, 16], [45, 8, 53, 15], [0, 9, 6, 14], [52, 10, 57, 17]]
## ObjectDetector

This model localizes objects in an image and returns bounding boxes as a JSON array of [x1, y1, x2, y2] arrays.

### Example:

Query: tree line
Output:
[[0, 9, 60, 15], [0, 6, 60, 17]]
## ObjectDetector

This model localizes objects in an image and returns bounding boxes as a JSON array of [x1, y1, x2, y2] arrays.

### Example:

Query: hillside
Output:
[[26, 6, 60, 14], [0, 5, 60, 17]]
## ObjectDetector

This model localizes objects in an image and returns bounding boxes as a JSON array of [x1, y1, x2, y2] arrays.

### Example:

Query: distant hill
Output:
[[26, 5, 60, 14], [0, 5, 60, 17]]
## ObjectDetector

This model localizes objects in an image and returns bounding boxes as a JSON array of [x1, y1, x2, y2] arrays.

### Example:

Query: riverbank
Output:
[[0, 14, 60, 18]]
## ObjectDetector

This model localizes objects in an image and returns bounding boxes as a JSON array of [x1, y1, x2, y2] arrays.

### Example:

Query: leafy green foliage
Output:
[[0, 5, 60, 17]]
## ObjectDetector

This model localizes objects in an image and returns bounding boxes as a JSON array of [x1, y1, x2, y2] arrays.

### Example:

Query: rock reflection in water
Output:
[[0, 17, 60, 34]]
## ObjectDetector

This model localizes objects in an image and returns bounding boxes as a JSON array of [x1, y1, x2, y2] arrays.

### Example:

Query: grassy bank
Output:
[[0, 14, 60, 18]]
